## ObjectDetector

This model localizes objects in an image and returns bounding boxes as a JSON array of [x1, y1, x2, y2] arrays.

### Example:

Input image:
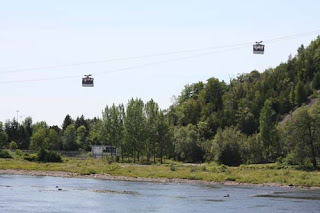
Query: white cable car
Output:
[[253, 41, 264, 54], [82, 74, 94, 87]]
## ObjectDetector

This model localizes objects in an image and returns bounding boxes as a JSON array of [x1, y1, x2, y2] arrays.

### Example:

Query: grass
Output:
[[0, 152, 320, 187]]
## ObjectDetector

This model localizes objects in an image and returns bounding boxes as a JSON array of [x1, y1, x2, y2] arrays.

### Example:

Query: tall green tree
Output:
[[145, 99, 159, 162], [47, 128, 61, 150], [62, 114, 73, 131], [0, 122, 8, 148], [295, 81, 307, 106], [29, 128, 48, 150], [156, 111, 172, 164], [76, 125, 87, 150], [63, 124, 77, 150], [123, 98, 146, 162], [283, 106, 320, 168], [259, 99, 277, 161]]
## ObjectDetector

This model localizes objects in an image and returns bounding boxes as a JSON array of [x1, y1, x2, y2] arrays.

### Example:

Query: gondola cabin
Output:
[[82, 74, 94, 87], [253, 41, 264, 54]]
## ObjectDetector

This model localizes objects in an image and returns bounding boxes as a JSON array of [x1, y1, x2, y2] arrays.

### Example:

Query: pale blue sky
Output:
[[0, 0, 320, 125]]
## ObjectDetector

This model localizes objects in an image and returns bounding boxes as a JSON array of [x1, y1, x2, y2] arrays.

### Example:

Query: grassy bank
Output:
[[1, 155, 320, 187]]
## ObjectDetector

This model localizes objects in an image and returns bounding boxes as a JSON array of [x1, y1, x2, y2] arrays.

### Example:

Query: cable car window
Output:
[[253, 41, 264, 54]]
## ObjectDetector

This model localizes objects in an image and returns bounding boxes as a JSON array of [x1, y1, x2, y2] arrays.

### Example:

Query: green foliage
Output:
[[242, 134, 263, 164], [76, 125, 87, 150], [29, 128, 48, 150], [212, 127, 245, 166], [173, 124, 203, 162], [15, 149, 23, 156], [312, 72, 320, 90], [0, 150, 12, 158], [1, 37, 320, 167], [170, 164, 176, 171], [281, 104, 320, 168], [295, 81, 307, 106], [9, 141, 18, 150], [63, 124, 77, 151], [24, 153, 38, 162], [62, 114, 73, 131], [37, 148, 62, 163], [0, 122, 8, 148], [101, 104, 124, 157], [259, 99, 277, 161], [123, 98, 146, 162], [47, 128, 61, 150]]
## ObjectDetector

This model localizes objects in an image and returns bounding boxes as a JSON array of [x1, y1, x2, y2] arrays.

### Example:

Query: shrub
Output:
[[44, 151, 62, 163], [9, 141, 18, 150], [170, 164, 176, 171], [24, 154, 38, 162], [15, 149, 23, 156], [0, 150, 12, 158], [37, 149, 62, 163]]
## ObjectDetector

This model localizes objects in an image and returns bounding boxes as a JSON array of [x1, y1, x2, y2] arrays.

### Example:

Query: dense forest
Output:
[[1, 36, 320, 167]]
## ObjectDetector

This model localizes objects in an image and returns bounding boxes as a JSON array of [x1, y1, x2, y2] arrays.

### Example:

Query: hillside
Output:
[[167, 36, 320, 166]]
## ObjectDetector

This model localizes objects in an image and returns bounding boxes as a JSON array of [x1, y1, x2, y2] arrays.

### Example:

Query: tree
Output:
[[123, 98, 145, 162], [283, 106, 320, 168], [87, 119, 103, 149], [47, 128, 61, 150], [9, 141, 18, 150], [0, 122, 8, 148], [76, 125, 87, 150], [63, 124, 77, 150], [212, 126, 245, 166], [173, 124, 203, 162], [62, 114, 73, 131], [145, 99, 159, 162], [259, 99, 277, 161], [75, 115, 88, 130], [295, 81, 307, 106], [30, 128, 48, 150], [289, 85, 295, 108], [156, 111, 172, 164], [312, 72, 320, 90]]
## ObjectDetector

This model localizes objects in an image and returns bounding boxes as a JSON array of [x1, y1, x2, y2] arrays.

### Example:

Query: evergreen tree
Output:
[[295, 81, 307, 106], [62, 114, 73, 131]]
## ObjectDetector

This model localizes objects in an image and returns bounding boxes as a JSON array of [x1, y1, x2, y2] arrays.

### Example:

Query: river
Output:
[[1, 174, 320, 212]]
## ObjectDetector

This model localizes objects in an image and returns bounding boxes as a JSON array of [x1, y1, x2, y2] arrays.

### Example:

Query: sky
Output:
[[0, 0, 320, 126]]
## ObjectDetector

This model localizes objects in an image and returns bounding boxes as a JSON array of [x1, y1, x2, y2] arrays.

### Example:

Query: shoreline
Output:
[[1, 169, 319, 189]]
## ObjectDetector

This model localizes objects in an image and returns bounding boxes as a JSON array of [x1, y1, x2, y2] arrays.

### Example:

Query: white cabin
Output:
[[91, 145, 118, 158]]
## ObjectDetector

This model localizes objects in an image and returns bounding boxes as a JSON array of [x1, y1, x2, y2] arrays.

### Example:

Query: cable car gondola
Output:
[[82, 74, 94, 87], [253, 41, 264, 54]]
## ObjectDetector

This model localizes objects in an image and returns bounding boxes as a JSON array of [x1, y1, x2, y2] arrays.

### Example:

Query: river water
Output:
[[1, 174, 320, 212]]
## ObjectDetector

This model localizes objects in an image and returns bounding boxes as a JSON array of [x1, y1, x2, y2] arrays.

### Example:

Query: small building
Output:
[[91, 145, 118, 158]]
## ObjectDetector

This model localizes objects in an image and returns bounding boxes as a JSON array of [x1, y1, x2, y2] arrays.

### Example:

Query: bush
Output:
[[0, 150, 12, 158], [44, 151, 63, 163], [170, 164, 176, 171], [15, 149, 23, 156], [283, 153, 296, 166], [24, 154, 38, 162], [37, 149, 62, 163], [9, 141, 18, 150]]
